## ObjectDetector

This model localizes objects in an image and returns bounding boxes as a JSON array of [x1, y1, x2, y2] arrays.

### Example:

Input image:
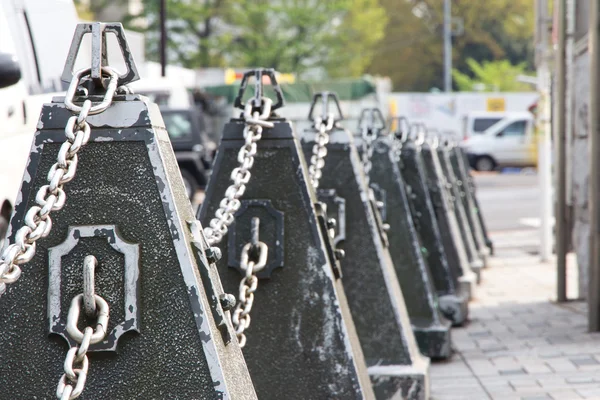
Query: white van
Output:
[[463, 111, 518, 139], [0, 0, 83, 242], [460, 112, 536, 171]]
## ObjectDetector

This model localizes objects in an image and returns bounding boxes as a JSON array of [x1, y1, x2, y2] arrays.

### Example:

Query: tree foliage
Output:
[[452, 58, 533, 92], [124, 0, 387, 78], [368, 0, 535, 91]]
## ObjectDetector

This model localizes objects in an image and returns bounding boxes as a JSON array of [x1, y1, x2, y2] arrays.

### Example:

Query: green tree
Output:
[[452, 58, 534, 92], [368, 0, 534, 91], [128, 0, 387, 78]]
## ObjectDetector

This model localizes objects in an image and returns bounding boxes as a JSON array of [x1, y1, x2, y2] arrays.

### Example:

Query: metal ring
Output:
[[240, 242, 268, 272], [66, 294, 109, 344], [64, 67, 119, 115]]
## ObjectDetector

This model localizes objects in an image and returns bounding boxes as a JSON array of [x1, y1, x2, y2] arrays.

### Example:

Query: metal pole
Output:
[[555, 0, 567, 302], [536, 0, 553, 262], [443, 0, 452, 92], [160, 0, 167, 77], [589, 0, 600, 331]]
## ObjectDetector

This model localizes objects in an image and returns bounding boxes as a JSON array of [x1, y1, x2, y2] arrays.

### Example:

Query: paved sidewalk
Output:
[[431, 231, 600, 400]]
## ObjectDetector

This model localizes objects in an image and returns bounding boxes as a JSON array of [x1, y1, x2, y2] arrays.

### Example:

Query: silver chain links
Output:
[[361, 126, 376, 177], [231, 240, 268, 348], [308, 115, 334, 189], [56, 255, 110, 400], [203, 98, 274, 246], [0, 67, 119, 297]]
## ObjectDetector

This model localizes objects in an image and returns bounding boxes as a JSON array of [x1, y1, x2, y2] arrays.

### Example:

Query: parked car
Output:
[[462, 111, 508, 139], [461, 112, 536, 171], [160, 108, 215, 199]]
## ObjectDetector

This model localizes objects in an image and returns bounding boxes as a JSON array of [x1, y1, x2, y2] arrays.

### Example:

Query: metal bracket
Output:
[[48, 225, 140, 352], [317, 189, 347, 247], [393, 116, 411, 142], [233, 69, 285, 111], [228, 200, 284, 279], [370, 183, 388, 222], [314, 202, 343, 279], [61, 22, 140, 87], [188, 220, 232, 344], [308, 91, 344, 123], [367, 188, 390, 247], [358, 107, 387, 137]]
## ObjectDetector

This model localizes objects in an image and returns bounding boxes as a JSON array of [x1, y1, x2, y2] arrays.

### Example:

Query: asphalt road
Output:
[[473, 172, 540, 233]]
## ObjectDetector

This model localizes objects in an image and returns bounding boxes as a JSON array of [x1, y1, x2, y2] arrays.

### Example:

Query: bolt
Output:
[[327, 218, 337, 230], [376, 201, 384, 209], [206, 247, 222, 264], [219, 293, 236, 311], [335, 248, 345, 260], [75, 87, 89, 97], [382, 223, 391, 232]]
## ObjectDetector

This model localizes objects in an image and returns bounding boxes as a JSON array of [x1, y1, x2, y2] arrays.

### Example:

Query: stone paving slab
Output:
[[430, 233, 600, 399]]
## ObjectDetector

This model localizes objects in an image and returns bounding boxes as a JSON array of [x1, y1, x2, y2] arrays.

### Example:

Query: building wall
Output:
[[571, 45, 590, 296]]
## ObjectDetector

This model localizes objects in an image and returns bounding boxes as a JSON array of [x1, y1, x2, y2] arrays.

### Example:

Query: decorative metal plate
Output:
[[48, 225, 140, 352]]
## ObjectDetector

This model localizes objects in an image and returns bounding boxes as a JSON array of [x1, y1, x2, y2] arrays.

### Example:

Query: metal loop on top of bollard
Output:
[[64, 67, 119, 115]]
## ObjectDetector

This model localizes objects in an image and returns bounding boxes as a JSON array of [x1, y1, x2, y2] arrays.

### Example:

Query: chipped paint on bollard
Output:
[[0, 94, 257, 399], [302, 127, 430, 400], [398, 136, 469, 326], [436, 143, 485, 279], [198, 79, 375, 399], [420, 140, 478, 298], [0, 23, 256, 399]]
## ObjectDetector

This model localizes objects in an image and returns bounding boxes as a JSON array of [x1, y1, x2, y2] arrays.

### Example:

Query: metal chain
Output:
[[203, 98, 274, 246], [308, 115, 334, 189], [361, 126, 376, 177], [56, 256, 110, 400], [0, 68, 118, 297], [231, 240, 268, 348]]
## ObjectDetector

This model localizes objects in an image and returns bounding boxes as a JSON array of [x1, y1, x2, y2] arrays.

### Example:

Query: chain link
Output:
[[0, 68, 119, 297], [361, 126, 376, 177], [231, 241, 268, 348], [203, 98, 274, 246], [56, 256, 110, 400], [308, 115, 334, 189]]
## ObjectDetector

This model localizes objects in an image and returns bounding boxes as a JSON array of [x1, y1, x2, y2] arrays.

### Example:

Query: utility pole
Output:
[[555, 0, 567, 302], [160, 0, 167, 77], [535, 0, 553, 263], [443, 0, 452, 92], [589, 0, 600, 331]]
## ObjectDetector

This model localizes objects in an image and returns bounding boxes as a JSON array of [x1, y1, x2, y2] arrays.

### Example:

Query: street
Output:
[[474, 172, 539, 233]]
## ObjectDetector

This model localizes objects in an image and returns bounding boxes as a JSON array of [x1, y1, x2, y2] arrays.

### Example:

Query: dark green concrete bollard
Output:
[[396, 127, 470, 326], [198, 71, 375, 399], [302, 124, 430, 400], [354, 109, 452, 359], [420, 134, 478, 298]]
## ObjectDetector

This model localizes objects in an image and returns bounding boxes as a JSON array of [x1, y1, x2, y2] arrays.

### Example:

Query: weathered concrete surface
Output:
[[302, 127, 430, 400], [0, 95, 256, 399], [572, 50, 590, 298], [421, 141, 478, 297], [366, 134, 452, 359], [199, 119, 375, 399], [399, 138, 470, 326]]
